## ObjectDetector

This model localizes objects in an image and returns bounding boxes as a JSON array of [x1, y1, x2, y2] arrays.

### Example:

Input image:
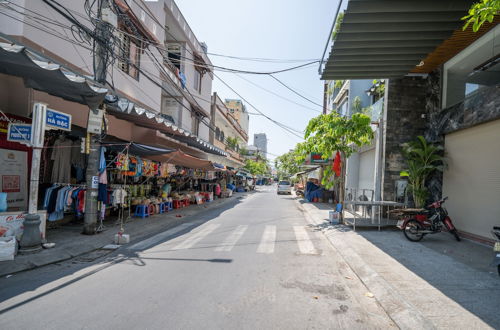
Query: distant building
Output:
[[225, 99, 249, 136], [253, 133, 267, 159]]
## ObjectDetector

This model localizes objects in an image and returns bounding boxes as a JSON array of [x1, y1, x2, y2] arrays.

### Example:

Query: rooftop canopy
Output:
[[320, 0, 475, 80]]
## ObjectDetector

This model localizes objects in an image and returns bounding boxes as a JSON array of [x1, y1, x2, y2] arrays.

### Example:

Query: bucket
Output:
[[329, 211, 340, 224]]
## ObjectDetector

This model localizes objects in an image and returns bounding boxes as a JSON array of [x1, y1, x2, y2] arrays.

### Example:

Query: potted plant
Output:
[[400, 136, 445, 208]]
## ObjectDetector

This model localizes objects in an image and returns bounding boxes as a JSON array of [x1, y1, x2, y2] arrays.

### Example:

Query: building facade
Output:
[[253, 133, 268, 159], [224, 99, 249, 136], [208, 92, 248, 168], [320, 0, 500, 241]]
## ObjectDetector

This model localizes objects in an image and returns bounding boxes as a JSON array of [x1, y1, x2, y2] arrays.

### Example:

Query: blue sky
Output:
[[175, 0, 337, 161]]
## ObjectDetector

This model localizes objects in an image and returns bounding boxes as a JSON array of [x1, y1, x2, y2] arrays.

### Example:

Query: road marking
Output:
[[257, 225, 276, 254], [171, 223, 220, 250], [215, 225, 248, 252], [128, 223, 194, 250], [293, 226, 316, 254]]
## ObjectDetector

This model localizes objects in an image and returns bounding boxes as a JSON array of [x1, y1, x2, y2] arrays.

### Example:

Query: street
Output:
[[0, 187, 395, 330]]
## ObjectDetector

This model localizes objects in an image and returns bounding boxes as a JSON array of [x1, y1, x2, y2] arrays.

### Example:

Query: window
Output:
[[117, 29, 141, 80], [166, 44, 182, 71], [193, 69, 202, 93], [215, 127, 220, 140], [220, 131, 225, 142], [191, 112, 200, 136], [443, 25, 500, 108]]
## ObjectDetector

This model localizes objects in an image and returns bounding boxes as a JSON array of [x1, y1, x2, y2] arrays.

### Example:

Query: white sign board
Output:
[[0, 211, 46, 240], [87, 109, 104, 134], [0, 149, 28, 211]]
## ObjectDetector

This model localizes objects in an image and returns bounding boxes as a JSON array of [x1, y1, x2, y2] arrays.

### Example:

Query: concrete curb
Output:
[[296, 199, 436, 330], [0, 192, 251, 277]]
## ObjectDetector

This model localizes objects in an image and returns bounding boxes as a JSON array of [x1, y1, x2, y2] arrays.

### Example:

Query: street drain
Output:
[[72, 249, 114, 263]]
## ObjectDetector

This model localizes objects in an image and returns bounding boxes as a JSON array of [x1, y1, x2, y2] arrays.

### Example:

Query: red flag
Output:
[[333, 151, 341, 177]]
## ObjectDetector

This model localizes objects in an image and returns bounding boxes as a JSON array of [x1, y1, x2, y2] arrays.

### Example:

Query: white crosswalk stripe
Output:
[[171, 223, 220, 250], [128, 223, 194, 250], [293, 226, 317, 254], [257, 225, 276, 254], [215, 225, 248, 252]]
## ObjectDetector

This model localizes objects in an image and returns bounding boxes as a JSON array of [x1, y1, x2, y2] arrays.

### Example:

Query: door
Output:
[[442, 119, 500, 239]]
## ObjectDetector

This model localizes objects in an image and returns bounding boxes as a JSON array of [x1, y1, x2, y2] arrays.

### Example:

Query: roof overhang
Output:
[[321, 0, 475, 80], [0, 42, 107, 109]]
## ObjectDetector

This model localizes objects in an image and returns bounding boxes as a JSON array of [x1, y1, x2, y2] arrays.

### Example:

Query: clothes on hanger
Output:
[[51, 136, 72, 183]]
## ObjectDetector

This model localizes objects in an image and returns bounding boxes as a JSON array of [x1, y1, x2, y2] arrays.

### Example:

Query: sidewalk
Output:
[[296, 199, 500, 330], [0, 192, 252, 277]]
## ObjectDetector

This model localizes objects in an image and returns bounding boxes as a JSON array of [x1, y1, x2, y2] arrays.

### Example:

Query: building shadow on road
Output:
[[0, 195, 246, 313]]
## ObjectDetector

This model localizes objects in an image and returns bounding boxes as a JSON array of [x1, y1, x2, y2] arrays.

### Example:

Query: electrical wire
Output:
[[269, 74, 324, 108], [234, 74, 322, 113]]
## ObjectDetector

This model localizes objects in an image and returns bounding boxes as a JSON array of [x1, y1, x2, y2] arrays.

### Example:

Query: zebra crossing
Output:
[[131, 223, 321, 255]]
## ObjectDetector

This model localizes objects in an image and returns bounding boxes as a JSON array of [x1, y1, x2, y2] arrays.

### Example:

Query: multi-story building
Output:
[[224, 99, 249, 136], [320, 0, 500, 241], [0, 0, 230, 221], [209, 92, 248, 168], [253, 133, 268, 159], [326, 79, 384, 201]]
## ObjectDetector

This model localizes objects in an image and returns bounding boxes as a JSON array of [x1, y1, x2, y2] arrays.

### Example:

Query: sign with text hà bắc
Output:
[[7, 123, 32, 145], [45, 108, 71, 131]]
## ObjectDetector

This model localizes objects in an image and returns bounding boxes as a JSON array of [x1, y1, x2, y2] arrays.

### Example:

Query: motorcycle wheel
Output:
[[403, 220, 425, 242], [450, 229, 461, 242]]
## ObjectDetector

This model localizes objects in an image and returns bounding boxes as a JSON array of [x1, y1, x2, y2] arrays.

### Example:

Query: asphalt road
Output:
[[0, 186, 395, 330]]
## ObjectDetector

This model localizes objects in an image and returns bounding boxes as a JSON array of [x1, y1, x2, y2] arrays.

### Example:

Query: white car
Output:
[[277, 180, 292, 195]]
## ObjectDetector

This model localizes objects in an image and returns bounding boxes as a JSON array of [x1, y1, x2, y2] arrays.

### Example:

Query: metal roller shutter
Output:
[[442, 119, 500, 239], [358, 148, 376, 191]]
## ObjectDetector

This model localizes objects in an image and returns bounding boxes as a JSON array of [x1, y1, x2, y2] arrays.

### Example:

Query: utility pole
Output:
[[19, 103, 46, 253], [83, 0, 111, 234]]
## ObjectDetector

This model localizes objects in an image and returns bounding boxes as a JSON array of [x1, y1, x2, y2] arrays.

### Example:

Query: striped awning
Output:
[[320, 0, 475, 80]]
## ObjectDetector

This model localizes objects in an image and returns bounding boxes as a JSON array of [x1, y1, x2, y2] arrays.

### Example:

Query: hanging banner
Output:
[[0, 149, 28, 211], [45, 108, 71, 131]]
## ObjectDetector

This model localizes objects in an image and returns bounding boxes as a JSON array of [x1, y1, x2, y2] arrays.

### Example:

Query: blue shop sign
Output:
[[46, 108, 71, 131], [7, 123, 32, 144]]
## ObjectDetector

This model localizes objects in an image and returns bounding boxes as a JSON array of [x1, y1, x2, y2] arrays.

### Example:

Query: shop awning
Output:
[[149, 150, 216, 170], [0, 42, 107, 109], [105, 142, 174, 157], [106, 99, 228, 157], [320, 0, 474, 80]]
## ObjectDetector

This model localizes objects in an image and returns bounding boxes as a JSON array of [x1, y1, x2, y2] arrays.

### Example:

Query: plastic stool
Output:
[[148, 204, 155, 216], [134, 204, 149, 218], [173, 200, 182, 209], [166, 201, 173, 211], [159, 202, 166, 214]]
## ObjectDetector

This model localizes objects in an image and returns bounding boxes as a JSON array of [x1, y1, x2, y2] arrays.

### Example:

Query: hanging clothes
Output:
[[51, 137, 72, 183]]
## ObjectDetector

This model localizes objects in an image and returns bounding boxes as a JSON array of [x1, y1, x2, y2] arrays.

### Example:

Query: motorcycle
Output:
[[491, 226, 500, 276], [397, 197, 461, 242]]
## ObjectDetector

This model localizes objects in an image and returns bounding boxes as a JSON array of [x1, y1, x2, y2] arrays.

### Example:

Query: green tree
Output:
[[244, 159, 269, 176], [351, 96, 362, 113], [226, 136, 239, 150], [462, 0, 499, 32], [400, 136, 445, 208], [331, 12, 344, 40], [275, 149, 303, 179], [298, 112, 373, 200]]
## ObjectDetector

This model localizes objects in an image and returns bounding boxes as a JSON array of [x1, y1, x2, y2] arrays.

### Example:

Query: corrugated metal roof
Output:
[[321, 0, 475, 80]]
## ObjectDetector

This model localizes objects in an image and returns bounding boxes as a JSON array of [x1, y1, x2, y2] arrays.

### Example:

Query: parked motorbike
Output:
[[491, 226, 500, 276], [397, 197, 461, 242]]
